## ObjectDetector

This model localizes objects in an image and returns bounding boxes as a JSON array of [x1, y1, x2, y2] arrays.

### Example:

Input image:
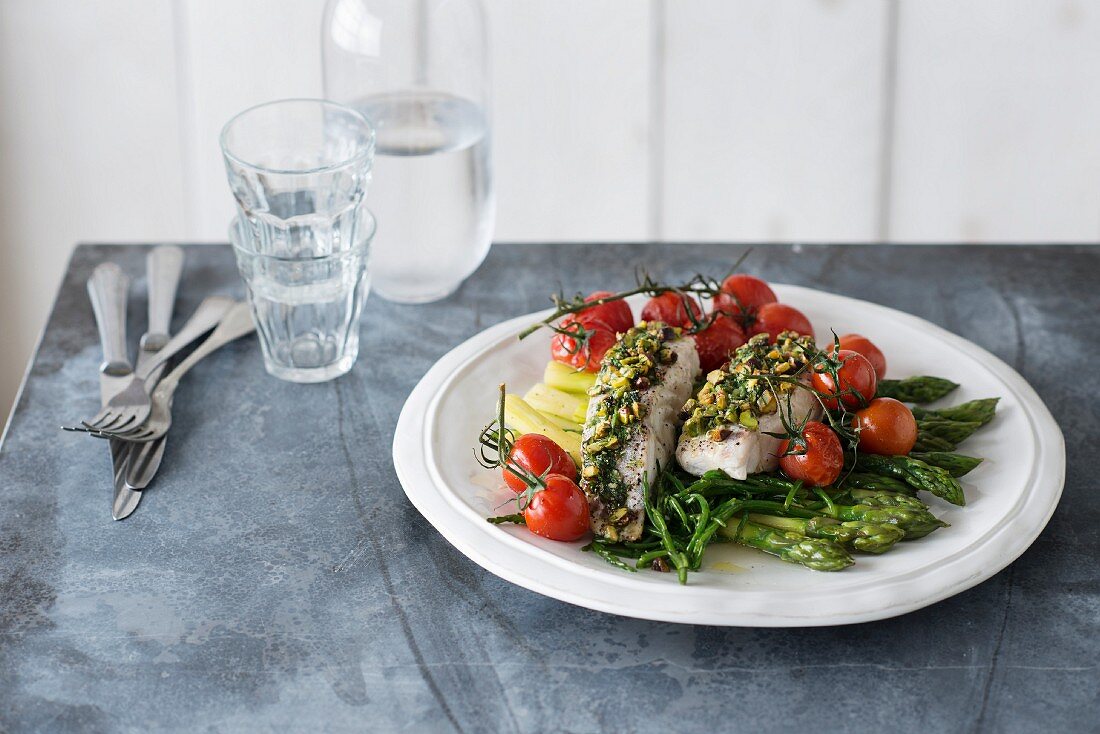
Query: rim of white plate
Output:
[[393, 284, 1065, 626]]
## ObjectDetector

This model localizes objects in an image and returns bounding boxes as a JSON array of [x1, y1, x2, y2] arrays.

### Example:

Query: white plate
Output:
[[393, 286, 1065, 626]]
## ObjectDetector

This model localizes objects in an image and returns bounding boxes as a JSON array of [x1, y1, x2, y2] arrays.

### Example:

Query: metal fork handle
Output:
[[144, 245, 184, 347], [135, 295, 236, 381], [154, 302, 256, 399], [87, 264, 131, 375]]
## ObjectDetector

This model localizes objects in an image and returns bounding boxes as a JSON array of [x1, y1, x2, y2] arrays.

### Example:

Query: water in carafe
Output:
[[354, 91, 494, 303]]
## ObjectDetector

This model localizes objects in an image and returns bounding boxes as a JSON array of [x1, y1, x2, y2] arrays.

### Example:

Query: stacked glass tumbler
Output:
[[221, 99, 376, 383]]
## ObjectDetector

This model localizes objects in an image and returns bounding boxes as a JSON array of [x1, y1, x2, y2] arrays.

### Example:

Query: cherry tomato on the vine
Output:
[[715, 274, 778, 317], [811, 349, 877, 410], [640, 291, 702, 327], [580, 291, 634, 334], [524, 474, 590, 541], [749, 303, 815, 342], [852, 398, 917, 456], [502, 433, 577, 493], [778, 421, 844, 487], [692, 313, 747, 372], [828, 334, 887, 379], [550, 313, 617, 372]]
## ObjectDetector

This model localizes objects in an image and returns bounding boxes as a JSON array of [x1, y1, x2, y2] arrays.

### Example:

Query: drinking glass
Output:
[[220, 98, 375, 258], [230, 211, 375, 383], [221, 98, 376, 382]]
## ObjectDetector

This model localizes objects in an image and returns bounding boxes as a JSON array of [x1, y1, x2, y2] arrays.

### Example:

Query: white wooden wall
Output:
[[2, 0, 1100, 418]]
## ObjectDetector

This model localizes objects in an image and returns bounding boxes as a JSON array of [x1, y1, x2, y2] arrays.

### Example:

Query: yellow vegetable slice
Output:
[[524, 383, 588, 425], [503, 394, 583, 465], [543, 360, 597, 396]]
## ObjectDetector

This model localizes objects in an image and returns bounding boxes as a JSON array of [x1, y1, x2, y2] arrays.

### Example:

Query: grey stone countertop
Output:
[[1, 243, 1097, 733]]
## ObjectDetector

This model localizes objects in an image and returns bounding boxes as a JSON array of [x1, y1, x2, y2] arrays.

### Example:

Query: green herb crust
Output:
[[680, 331, 815, 439], [580, 322, 680, 516]]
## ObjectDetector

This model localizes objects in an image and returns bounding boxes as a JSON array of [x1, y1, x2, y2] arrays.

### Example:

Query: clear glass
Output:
[[230, 211, 375, 383], [323, 0, 494, 304], [220, 99, 375, 258]]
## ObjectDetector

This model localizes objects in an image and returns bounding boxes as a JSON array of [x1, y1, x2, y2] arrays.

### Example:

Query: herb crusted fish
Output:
[[580, 322, 701, 541], [676, 332, 822, 480]]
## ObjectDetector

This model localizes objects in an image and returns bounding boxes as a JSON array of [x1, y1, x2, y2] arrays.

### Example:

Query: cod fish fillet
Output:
[[676, 332, 822, 480], [676, 375, 821, 479], [580, 323, 700, 542]]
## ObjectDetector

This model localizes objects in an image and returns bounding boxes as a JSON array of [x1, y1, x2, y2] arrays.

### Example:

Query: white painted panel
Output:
[[890, 0, 1100, 242], [487, 0, 652, 241], [0, 0, 186, 413], [176, 0, 329, 240], [662, 0, 889, 241], [182, 0, 652, 242]]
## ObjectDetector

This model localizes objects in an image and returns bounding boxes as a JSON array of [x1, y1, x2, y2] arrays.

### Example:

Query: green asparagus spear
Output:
[[875, 376, 959, 403], [917, 418, 982, 447], [912, 434, 956, 452], [911, 398, 999, 426], [840, 471, 915, 495], [848, 488, 930, 509], [854, 454, 966, 506], [842, 521, 909, 554], [910, 451, 983, 477], [748, 513, 904, 554], [749, 514, 855, 543], [829, 491, 948, 539], [685, 496, 830, 567], [719, 518, 854, 571]]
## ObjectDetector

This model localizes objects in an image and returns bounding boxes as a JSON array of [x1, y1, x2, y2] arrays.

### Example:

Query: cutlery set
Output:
[[66, 247, 256, 519]]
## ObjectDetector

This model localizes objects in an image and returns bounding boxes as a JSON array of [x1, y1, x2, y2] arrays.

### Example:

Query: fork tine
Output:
[[98, 410, 134, 431], [82, 407, 115, 429], [107, 413, 138, 432], [117, 427, 156, 442], [84, 413, 120, 432], [106, 415, 138, 433], [98, 427, 146, 441], [94, 428, 129, 440], [109, 431, 144, 441], [97, 416, 131, 432]]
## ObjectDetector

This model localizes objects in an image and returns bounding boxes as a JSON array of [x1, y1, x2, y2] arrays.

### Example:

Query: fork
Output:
[[116, 245, 184, 508], [79, 295, 235, 432], [96, 301, 256, 443]]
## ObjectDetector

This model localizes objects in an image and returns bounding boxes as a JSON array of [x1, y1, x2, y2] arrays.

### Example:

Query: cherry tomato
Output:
[[502, 433, 577, 493], [811, 349, 877, 410], [778, 421, 844, 487], [550, 313, 617, 372], [715, 274, 778, 317], [580, 291, 633, 334], [524, 474, 590, 541], [692, 313, 747, 372], [749, 303, 815, 342], [828, 334, 887, 379], [853, 398, 917, 456], [640, 292, 702, 327]]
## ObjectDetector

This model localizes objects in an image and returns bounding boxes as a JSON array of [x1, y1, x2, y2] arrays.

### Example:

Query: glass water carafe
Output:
[[323, 0, 494, 304]]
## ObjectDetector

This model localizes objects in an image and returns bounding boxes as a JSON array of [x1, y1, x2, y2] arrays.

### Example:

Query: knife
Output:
[[113, 246, 184, 519], [87, 264, 134, 517]]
